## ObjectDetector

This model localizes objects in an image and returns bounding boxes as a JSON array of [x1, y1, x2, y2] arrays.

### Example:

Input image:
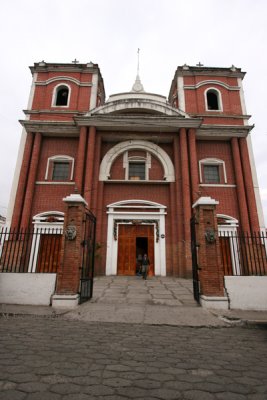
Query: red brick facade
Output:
[[8, 62, 263, 278]]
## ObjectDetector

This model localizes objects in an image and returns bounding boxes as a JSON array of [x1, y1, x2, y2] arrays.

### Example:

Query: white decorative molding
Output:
[[106, 200, 167, 277], [177, 76, 185, 112], [199, 184, 236, 188], [36, 182, 75, 185], [90, 73, 98, 110], [184, 80, 240, 91], [36, 76, 92, 87], [237, 78, 247, 116], [99, 140, 175, 182], [87, 91, 188, 117]]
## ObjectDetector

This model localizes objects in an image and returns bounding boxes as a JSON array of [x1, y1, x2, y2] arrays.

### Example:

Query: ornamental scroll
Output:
[[113, 219, 159, 242]]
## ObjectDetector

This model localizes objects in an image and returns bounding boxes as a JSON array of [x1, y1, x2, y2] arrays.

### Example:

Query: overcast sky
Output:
[[0, 0, 267, 225]]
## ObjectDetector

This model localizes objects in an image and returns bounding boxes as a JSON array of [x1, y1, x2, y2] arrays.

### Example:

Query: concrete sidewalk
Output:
[[1, 276, 267, 327]]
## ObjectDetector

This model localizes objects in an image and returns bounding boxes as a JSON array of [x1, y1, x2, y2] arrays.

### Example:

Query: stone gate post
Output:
[[192, 197, 228, 309], [52, 194, 87, 308]]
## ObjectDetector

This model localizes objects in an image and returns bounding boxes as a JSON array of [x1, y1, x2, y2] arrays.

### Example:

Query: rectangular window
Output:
[[203, 165, 220, 183], [129, 162, 146, 180], [52, 161, 70, 181]]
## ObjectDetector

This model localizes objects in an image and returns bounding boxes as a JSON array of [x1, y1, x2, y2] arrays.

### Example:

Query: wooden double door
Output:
[[117, 224, 154, 276]]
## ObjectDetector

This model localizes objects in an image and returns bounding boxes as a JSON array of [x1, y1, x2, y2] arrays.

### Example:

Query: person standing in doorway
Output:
[[142, 254, 150, 280]]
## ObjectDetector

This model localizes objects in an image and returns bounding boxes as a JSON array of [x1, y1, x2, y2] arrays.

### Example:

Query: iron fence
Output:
[[0, 227, 63, 273], [219, 230, 267, 276], [79, 209, 96, 304]]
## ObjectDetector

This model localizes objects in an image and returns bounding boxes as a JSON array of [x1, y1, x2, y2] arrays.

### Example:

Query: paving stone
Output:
[[50, 383, 81, 394], [103, 377, 132, 387], [215, 393, 247, 400], [0, 390, 26, 400], [184, 390, 217, 399], [9, 373, 39, 383], [83, 384, 115, 396], [26, 393, 61, 400], [150, 388, 182, 399]]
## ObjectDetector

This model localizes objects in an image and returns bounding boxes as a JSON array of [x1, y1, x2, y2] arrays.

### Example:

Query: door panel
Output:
[[37, 234, 61, 273], [219, 237, 232, 275], [117, 224, 154, 276]]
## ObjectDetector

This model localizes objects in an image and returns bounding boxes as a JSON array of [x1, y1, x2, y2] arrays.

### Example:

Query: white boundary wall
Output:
[[0, 274, 57, 305], [225, 276, 267, 310]]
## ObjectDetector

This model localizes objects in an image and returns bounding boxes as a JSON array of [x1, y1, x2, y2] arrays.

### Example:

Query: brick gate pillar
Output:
[[52, 194, 87, 308], [192, 197, 228, 309]]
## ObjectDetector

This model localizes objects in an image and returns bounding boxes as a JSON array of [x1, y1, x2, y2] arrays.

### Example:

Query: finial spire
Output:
[[137, 48, 140, 75], [131, 48, 145, 92]]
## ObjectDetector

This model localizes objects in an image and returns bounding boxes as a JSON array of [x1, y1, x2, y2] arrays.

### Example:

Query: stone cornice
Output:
[[197, 124, 254, 139], [19, 120, 79, 135], [74, 115, 203, 131], [190, 113, 251, 120]]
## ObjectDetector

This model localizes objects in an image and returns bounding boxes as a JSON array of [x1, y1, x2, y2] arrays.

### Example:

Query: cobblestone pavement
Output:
[[0, 316, 267, 399]]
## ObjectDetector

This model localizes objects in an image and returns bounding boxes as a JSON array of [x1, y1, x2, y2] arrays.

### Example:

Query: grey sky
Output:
[[0, 0, 267, 224]]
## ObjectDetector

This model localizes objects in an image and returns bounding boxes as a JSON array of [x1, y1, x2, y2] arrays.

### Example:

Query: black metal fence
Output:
[[79, 210, 96, 304], [219, 230, 267, 276], [190, 216, 200, 303], [0, 227, 63, 273]]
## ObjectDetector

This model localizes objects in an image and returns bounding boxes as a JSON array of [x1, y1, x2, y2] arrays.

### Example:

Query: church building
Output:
[[7, 61, 265, 278]]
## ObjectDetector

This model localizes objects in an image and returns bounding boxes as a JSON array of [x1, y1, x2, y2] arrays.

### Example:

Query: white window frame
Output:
[[204, 87, 223, 112], [199, 158, 227, 184], [123, 151, 151, 181], [45, 155, 74, 181], [51, 83, 71, 107]]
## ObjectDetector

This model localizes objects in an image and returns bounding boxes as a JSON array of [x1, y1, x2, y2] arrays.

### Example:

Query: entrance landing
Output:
[[92, 276, 198, 307], [66, 276, 228, 326]]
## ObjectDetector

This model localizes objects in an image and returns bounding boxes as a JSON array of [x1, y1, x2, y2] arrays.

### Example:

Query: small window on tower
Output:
[[203, 165, 220, 184], [206, 89, 222, 111], [52, 161, 70, 181], [129, 162, 146, 180], [55, 86, 69, 106]]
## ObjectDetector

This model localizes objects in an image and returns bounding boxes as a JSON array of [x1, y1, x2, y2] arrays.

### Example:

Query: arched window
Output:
[[52, 85, 70, 107], [205, 88, 222, 111]]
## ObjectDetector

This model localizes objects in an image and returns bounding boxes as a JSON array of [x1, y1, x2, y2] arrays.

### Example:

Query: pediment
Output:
[[85, 92, 189, 118]]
